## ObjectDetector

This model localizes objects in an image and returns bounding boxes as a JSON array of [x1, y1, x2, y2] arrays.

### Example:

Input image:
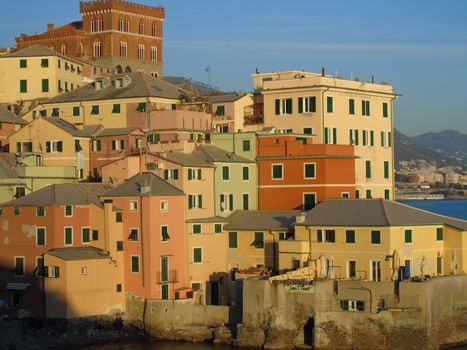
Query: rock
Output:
[[264, 329, 296, 350], [234, 323, 265, 348], [213, 326, 232, 344]]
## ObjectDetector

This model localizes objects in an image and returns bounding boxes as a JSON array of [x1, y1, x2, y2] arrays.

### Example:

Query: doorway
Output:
[[210, 281, 219, 305], [371, 260, 381, 281], [304, 317, 314, 346]]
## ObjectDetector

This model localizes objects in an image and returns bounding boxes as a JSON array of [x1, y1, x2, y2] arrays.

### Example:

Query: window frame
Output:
[[131, 255, 140, 273], [370, 230, 381, 244], [64, 227, 73, 246], [304, 163, 316, 179], [36, 227, 46, 246], [271, 163, 283, 180], [193, 247, 202, 264]]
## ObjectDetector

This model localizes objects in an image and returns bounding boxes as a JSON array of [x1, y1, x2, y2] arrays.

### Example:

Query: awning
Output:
[[6, 283, 31, 291]]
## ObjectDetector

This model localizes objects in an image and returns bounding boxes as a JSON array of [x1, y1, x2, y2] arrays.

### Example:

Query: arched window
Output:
[[138, 44, 145, 60], [97, 17, 104, 31], [78, 43, 84, 56], [93, 41, 102, 58], [61, 44, 67, 55], [150, 46, 157, 62], [124, 19, 130, 32], [151, 23, 157, 37], [139, 22, 144, 35], [125, 66, 132, 73], [118, 18, 124, 31], [90, 18, 96, 33], [116, 65, 123, 74], [120, 42, 127, 58]]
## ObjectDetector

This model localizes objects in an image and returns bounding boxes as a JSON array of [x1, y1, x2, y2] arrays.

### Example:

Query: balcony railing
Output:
[[156, 270, 178, 284]]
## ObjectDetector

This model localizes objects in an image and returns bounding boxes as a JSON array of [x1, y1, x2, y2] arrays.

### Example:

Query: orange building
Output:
[[0, 107, 27, 151], [257, 134, 356, 210], [16, 0, 164, 76]]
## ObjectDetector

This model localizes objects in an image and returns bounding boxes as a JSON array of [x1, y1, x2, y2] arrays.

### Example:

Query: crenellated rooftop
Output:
[[80, 0, 165, 19]]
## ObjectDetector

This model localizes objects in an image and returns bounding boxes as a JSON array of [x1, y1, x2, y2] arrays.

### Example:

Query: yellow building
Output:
[[0, 45, 85, 108], [287, 199, 467, 281], [207, 93, 254, 132], [8, 117, 96, 179], [31, 72, 190, 129], [44, 247, 124, 318], [252, 70, 398, 200]]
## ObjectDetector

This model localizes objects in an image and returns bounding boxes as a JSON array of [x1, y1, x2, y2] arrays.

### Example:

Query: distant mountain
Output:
[[394, 129, 467, 169], [164, 76, 233, 96]]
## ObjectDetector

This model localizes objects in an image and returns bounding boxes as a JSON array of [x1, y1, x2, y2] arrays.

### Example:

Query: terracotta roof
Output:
[[102, 172, 183, 198], [0, 107, 28, 125], [2, 183, 112, 207], [47, 246, 110, 261], [224, 210, 300, 231], [46, 21, 83, 34], [42, 117, 99, 137], [299, 199, 467, 231], [44, 72, 192, 104]]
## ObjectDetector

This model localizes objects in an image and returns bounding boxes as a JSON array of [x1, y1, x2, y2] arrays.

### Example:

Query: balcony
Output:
[[156, 270, 178, 284]]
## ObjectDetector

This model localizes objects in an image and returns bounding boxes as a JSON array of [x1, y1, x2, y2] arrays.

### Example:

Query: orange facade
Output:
[[257, 135, 356, 210]]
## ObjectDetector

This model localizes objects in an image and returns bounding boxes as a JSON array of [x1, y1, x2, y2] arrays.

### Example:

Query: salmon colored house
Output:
[[101, 172, 188, 300], [257, 134, 356, 210], [0, 183, 111, 317]]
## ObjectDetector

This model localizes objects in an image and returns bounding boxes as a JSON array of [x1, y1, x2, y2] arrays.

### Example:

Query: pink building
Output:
[[101, 172, 188, 300]]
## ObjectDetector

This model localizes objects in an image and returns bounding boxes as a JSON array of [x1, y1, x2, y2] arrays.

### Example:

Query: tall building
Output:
[[252, 70, 398, 200], [16, 0, 164, 77]]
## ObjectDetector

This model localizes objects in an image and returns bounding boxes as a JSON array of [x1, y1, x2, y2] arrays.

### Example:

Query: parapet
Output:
[[80, 0, 165, 19]]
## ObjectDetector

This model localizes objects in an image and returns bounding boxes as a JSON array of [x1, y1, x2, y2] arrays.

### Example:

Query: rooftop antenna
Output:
[[371, 75, 374, 83]]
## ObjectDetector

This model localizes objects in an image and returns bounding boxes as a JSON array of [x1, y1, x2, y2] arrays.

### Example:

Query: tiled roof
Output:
[[2, 183, 112, 207], [164, 152, 213, 167], [96, 127, 143, 137], [186, 216, 227, 223], [47, 246, 110, 261], [196, 145, 255, 163], [224, 210, 300, 231], [0, 107, 28, 125], [44, 72, 192, 104], [204, 93, 248, 103], [3, 44, 83, 65], [102, 172, 183, 198], [299, 199, 467, 231], [0, 153, 19, 178], [42, 117, 100, 137]]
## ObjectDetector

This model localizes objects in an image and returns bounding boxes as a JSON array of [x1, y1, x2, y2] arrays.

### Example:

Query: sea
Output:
[[401, 199, 467, 220]]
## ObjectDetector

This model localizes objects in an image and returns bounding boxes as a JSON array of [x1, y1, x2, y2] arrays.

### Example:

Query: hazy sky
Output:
[[1, 0, 466, 136]]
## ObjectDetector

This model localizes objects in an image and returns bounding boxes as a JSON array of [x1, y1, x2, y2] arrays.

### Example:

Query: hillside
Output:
[[164, 76, 231, 96], [412, 130, 467, 159]]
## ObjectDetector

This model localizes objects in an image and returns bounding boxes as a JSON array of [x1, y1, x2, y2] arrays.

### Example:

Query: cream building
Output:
[[252, 70, 398, 200], [0, 45, 85, 108]]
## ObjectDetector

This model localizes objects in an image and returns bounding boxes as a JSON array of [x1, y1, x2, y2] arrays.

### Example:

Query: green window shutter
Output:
[[243, 193, 249, 210], [317, 230, 323, 242], [188, 169, 193, 180], [193, 224, 201, 234], [198, 194, 202, 208], [82, 228, 90, 243], [254, 232, 264, 248], [366, 189, 372, 198], [116, 241, 123, 251], [65, 228, 72, 245], [363, 131, 367, 146], [384, 161, 389, 179], [92, 230, 98, 240], [222, 166, 229, 180], [131, 256, 139, 272], [310, 96, 316, 112], [349, 99, 355, 115], [355, 130, 359, 145], [37, 228, 46, 246], [304, 128, 312, 135], [215, 224, 222, 233], [371, 230, 381, 244], [298, 97, 303, 113], [365, 160, 371, 179], [243, 167, 249, 180], [37, 206, 45, 216], [42, 79, 49, 92], [188, 195, 193, 209], [242, 140, 251, 151], [355, 190, 360, 199], [20, 80, 27, 93], [388, 132, 392, 147], [286, 98, 292, 114], [349, 130, 353, 144], [57, 141, 63, 152], [384, 189, 390, 200], [272, 165, 282, 179], [229, 194, 234, 211], [346, 230, 355, 243], [361, 100, 365, 115], [305, 164, 315, 178], [381, 131, 385, 146], [275, 99, 280, 115], [324, 128, 329, 144], [194, 248, 202, 263], [367, 101, 371, 116], [73, 106, 80, 116], [404, 229, 412, 243], [229, 232, 238, 248], [436, 228, 443, 241], [333, 128, 337, 144], [383, 102, 388, 118], [163, 169, 169, 180], [370, 131, 374, 146], [327, 96, 333, 113], [20, 59, 27, 68]]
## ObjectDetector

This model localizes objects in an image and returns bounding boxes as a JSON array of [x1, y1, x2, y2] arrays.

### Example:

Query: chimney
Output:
[[47, 23, 54, 32], [296, 212, 306, 224]]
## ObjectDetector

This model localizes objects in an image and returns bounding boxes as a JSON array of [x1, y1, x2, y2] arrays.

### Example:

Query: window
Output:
[[92, 139, 101, 151], [324, 230, 335, 243], [119, 41, 127, 58], [229, 232, 238, 248], [65, 205, 72, 217], [384, 189, 390, 200], [118, 18, 124, 31], [275, 98, 292, 115], [303, 193, 316, 210], [16, 142, 32, 153], [346, 230, 355, 243], [20, 80, 27, 93], [124, 19, 129, 32], [298, 96, 316, 113], [49, 266, 60, 278], [160, 200, 168, 212], [366, 189, 372, 199], [371, 230, 381, 244], [349, 129, 359, 145], [37, 206, 45, 216], [161, 256, 168, 282], [303, 127, 313, 135], [131, 256, 140, 273], [341, 192, 349, 199], [304, 163, 316, 179], [139, 22, 144, 34], [193, 248, 202, 263], [365, 160, 371, 179], [340, 300, 365, 312], [150, 46, 157, 62], [36, 228, 46, 246], [116, 284, 122, 292], [242, 166, 250, 181], [161, 284, 169, 299], [383, 102, 388, 118], [381, 131, 392, 147], [20, 59, 27, 68], [192, 224, 201, 234], [272, 164, 283, 179], [254, 232, 264, 248], [64, 227, 73, 245], [404, 229, 412, 243], [215, 224, 222, 234], [82, 228, 90, 243], [112, 104, 121, 114], [242, 140, 251, 151], [164, 169, 179, 181], [90, 19, 96, 32], [116, 241, 123, 251], [324, 127, 337, 144], [80, 266, 87, 276], [14, 257, 25, 276], [348, 261, 357, 279], [215, 105, 225, 116], [220, 193, 234, 212], [114, 211, 123, 223], [355, 190, 360, 199], [188, 194, 203, 209], [362, 100, 371, 116], [349, 99, 355, 115], [111, 140, 125, 150], [91, 105, 99, 115], [97, 18, 104, 31], [242, 193, 249, 210], [14, 207, 20, 216], [15, 187, 26, 198], [51, 108, 59, 117], [93, 41, 102, 58], [161, 225, 170, 241], [36, 256, 45, 276], [137, 44, 145, 60], [73, 106, 80, 116], [384, 161, 390, 179], [137, 102, 146, 112], [222, 166, 230, 181], [326, 96, 333, 113], [130, 201, 138, 211], [152, 24, 157, 36], [42, 79, 49, 92], [363, 130, 375, 146], [127, 228, 138, 241]]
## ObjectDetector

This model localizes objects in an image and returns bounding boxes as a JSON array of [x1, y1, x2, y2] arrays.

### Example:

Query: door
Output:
[[348, 260, 356, 279], [304, 317, 314, 346], [404, 259, 411, 279], [161, 256, 168, 282], [371, 260, 381, 281], [210, 281, 219, 305]]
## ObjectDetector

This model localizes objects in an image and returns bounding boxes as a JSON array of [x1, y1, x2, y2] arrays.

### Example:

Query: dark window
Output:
[[349, 99, 355, 115], [72, 106, 80, 116], [137, 102, 147, 112], [242, 140, 250, 151], [91, 105, 99, 115], [192, 224, 201, 234], [229, 232, 238, 248], [436, 228, 443, 241], [129, 229, 139, 241], [304, 163, 315, 178], [161, 226, 170, 241], [193, 248, 202, 263], [215, 224, 222, 233], [116, 284, 122, 292], [242, 167, 249, 180], [272, 164, 283, 179], [371, 230, 381, 244], [383, 102, 388, 118], [215, 105, 225, 116], [20, 80, 27, 93], [242, 193, 249, 210], [64, 227, 73, 245], [116, 212, 123, 222], [303, 193, 316, 210], [326, 96, 333, 113], [14, 207, 20, 216], [36, 228, 46, 246], [41, 59, 49, 67], [254, 232, 264, 248], [65, 205, 72, 216], [42, 79, 49, 93], [222, 166, 229, 180], [346, 230, 355, 243], [20, 59, 27, 68], [82, 228, 90, 243], [116, 241, 123, 251], [404, 229, 412, 243], [131, 256, 139, 272], [112, 104, 121, 113], [15, 257, 24, 276]]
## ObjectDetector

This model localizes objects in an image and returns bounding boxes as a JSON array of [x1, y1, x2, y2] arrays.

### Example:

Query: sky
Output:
[[1, 0, 466, 136]]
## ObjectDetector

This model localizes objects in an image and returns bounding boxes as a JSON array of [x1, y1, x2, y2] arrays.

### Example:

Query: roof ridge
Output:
[[379, 199, 391, 226]]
